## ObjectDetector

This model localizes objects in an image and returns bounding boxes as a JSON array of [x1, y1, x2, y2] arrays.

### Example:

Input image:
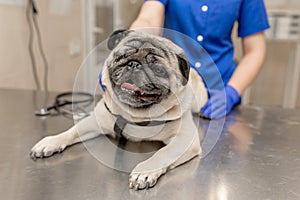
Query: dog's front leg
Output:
[[129, 112, 202, 190], [30, 112, 103, 159]]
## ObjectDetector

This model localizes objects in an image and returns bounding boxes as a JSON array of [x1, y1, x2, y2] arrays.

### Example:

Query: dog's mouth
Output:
[[115, 81, 167, 108], [121, 82, 145, 95]]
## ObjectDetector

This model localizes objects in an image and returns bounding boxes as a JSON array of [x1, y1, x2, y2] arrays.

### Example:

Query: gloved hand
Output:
[[200, 85, 241, 119]]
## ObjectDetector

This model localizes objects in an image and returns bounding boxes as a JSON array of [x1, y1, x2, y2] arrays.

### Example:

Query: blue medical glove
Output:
[[200, 85, 241, 119]]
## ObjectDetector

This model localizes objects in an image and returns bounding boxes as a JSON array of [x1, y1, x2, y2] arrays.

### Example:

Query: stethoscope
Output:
[[35, 92, 94, 118]]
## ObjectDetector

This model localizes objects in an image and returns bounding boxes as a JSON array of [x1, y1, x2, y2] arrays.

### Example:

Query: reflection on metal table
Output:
[[0, 89, 300, 200]]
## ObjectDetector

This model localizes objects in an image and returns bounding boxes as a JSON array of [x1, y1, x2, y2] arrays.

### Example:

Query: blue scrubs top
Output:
[[144, 0, 270, 89]]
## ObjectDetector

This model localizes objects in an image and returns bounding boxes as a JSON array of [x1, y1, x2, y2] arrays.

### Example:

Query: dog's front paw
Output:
[[129, 167, 166, 190], [30, 135, 67, 160]]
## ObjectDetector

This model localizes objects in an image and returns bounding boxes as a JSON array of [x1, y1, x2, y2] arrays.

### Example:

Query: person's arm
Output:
[[227, 32, 267, 95], [130, 0, 165, 35], [201, 32, 267, 119]]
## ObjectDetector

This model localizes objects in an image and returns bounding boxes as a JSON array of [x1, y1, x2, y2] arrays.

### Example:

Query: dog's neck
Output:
[[104, 102, 172, 139]]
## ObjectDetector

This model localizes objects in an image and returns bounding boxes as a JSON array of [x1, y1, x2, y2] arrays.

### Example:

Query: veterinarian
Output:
[[130, 0, 270, 119]]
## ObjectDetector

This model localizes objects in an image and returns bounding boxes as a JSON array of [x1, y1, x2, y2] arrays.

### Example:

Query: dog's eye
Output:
[[152, 64, 167, 77]]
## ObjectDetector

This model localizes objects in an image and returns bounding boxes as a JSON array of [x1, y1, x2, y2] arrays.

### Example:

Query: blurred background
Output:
[[0, 0, 300, 108]]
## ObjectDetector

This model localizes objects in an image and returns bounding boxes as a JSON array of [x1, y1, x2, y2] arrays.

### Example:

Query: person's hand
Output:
[[200, 85, 241, 119]]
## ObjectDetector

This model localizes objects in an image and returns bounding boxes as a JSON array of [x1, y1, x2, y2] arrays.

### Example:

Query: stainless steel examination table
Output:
[[0, 89, 300, 200]]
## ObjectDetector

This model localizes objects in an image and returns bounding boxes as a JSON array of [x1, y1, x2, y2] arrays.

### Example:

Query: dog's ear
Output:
[[176, 53, 190, 85], [107, 29, 132, 50]]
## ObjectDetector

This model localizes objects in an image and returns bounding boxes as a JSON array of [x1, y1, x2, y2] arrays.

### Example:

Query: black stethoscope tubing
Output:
[[35, 92, 94, 116]]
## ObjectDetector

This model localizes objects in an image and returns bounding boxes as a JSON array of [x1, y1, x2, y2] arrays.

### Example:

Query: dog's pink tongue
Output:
[[121, 82, 145, 95]]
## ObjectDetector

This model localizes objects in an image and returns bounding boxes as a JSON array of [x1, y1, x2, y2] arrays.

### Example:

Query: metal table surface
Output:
[[0, 89, 300, 200]]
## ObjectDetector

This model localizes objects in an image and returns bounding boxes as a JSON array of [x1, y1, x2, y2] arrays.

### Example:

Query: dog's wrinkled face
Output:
[[105, 30, 190, 108]]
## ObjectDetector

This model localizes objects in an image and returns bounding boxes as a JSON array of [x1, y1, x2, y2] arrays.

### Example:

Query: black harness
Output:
[[104, 103, 172, 139]]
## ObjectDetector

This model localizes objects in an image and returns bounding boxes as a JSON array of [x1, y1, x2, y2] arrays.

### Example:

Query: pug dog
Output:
[[30, 30, 208, 190]]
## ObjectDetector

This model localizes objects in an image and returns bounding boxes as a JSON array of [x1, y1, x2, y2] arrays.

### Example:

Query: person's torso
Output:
[[162, 0, 243, 89]]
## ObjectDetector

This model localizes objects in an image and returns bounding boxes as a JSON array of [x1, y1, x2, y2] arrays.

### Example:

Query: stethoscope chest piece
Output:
[[35, 108, 51, 116], [35, 92, 93, 118]]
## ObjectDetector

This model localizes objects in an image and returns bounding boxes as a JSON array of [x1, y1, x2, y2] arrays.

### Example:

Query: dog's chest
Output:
[[114, 117, 170, 142]]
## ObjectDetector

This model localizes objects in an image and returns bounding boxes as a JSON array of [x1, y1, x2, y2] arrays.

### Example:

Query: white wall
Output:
[[0, 0, 83, 92]]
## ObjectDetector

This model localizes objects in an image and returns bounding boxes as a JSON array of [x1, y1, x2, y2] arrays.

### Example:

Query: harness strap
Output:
[[104, 103, 172, 138]]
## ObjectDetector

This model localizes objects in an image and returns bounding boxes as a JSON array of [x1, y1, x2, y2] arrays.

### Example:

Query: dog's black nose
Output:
[[127, 61, 142, 70]]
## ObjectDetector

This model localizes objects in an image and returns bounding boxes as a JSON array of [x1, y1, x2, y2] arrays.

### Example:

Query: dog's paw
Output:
[[129, 168, 166, 190], [30, 135, 67, 160]]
